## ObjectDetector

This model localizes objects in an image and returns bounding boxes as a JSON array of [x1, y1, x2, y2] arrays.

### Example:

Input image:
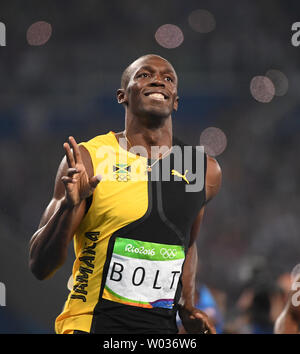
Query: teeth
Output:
[[148, 93, 165, 101]]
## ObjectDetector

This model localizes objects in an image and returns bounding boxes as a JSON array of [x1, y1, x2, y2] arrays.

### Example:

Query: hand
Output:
[[178, 305, 216, 334], [62, 136, 101, 207]]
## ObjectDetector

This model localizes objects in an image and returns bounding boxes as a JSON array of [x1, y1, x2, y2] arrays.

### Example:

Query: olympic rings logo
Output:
[[160, 248, 177, 259]]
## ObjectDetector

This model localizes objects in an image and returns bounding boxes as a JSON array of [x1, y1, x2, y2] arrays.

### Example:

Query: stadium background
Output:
[[0, 0, 300, 333]]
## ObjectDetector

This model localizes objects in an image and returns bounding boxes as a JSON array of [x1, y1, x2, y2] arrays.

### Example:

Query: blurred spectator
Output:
[[223, 268, 286, 333]]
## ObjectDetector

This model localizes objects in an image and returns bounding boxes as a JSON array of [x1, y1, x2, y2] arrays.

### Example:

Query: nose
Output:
[[149, 74, 165, 87]]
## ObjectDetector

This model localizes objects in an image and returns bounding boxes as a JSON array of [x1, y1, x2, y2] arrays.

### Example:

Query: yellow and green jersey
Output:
[[55, 131, 206, 334]]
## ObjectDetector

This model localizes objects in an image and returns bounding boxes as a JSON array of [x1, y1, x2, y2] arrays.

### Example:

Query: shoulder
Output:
[[79, 131, 115, 151], [79, 131, 115, 168], [206, 154, 222, 181], [205, 154, 222, 202], [172, 136, 222, 200]]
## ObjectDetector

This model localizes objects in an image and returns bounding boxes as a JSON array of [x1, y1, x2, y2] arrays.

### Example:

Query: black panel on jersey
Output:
[[90, 137, 207, 334]]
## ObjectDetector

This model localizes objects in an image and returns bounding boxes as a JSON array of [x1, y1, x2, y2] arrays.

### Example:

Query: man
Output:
[[274, 274, 300, 334], [29, 54, 222, 334]]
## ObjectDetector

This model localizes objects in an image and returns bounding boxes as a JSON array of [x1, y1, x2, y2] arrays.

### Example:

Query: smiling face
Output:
[[117, 55, 179, 123]]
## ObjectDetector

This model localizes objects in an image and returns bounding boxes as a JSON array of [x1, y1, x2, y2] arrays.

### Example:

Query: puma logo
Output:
[[171, 169, 189, 184]]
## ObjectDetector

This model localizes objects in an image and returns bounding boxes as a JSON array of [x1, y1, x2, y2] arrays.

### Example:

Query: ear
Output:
[[117, 89, 127, 105], [173, 96, 179, 112]]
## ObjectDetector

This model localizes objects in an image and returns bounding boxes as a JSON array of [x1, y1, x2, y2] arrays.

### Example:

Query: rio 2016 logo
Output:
[[125, 244, 156, 257], [0, 282, 6, 306]]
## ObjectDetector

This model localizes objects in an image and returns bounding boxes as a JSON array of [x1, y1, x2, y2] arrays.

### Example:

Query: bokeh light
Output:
[[26, 21, 52, 46], [155, 24, 184, 49], [200, 127, 227, 157], [188, 9, 216, 33], [250, 76, 275, 103], [265, 69, 288, 96]]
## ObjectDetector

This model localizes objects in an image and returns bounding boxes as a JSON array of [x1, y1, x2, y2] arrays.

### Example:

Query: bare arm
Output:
[[29, 137, 100, 280], [179, 155, 222, 334], [274, 276, 300, 334], [274, 302, 300, 334]]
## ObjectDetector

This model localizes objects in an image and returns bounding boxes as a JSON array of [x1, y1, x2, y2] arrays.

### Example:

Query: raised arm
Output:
[[179, 155, 222, 334], [29, 136, 100, 280]]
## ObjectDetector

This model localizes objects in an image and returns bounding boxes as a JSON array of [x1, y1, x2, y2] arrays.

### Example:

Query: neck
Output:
[[124, 112, 173, 156]]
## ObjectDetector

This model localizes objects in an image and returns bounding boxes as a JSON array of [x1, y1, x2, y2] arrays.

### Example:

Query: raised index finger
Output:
[[68, 136, 83, 164], [63, 142, 76, 168]]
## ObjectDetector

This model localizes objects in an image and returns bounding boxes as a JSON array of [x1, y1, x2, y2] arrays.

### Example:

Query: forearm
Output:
[[180, 243, 198, 310], [29, 198, 82, 280], [178, 243, 216, 334]]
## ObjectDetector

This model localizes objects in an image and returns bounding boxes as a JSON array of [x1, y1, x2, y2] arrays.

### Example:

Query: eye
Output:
[[138, 72, 150, 78], [164, 76, 173, 82]]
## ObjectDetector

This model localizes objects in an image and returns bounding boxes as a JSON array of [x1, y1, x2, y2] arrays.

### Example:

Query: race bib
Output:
[[102, 237, 185, 309]]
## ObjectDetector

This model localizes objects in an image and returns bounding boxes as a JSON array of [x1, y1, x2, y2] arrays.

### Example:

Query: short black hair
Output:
[[120, 54, 175, 90]]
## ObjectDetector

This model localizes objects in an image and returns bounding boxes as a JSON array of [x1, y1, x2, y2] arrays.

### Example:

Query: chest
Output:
[[91, 153, 205, 241]]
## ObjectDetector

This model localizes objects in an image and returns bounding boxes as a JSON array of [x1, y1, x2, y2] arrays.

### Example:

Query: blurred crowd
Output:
[[1, 0, 300, 333]]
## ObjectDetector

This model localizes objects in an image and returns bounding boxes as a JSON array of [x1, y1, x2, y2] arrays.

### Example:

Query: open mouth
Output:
[[144, 92, 168, 101]]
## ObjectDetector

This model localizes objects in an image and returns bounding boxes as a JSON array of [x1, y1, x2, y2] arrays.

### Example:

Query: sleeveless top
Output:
[[55, 131, 207, 334]]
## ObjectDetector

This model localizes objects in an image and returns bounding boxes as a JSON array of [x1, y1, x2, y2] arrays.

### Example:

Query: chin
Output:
[[139, 105, 171, 121], [143, 113, 170, 128]]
